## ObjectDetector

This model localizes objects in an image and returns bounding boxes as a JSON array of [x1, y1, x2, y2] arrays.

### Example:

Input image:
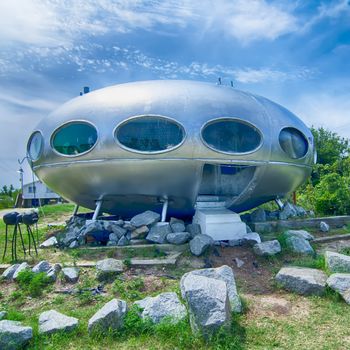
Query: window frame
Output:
[[114, 114, 187, 154], [50, 120, 99, 157], [27, 130, 44, 162], [200, 117, 263, 155], [278, 126, 309, 160]]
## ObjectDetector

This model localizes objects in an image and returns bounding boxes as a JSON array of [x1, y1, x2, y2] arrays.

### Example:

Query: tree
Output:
[[311, 127, 349, 165]]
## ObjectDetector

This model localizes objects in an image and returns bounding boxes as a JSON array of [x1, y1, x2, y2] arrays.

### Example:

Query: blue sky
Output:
[[0, 0, 349, 186]]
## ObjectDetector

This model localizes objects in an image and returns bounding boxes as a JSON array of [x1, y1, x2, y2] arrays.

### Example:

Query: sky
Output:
[[0, 0, 349, 187]]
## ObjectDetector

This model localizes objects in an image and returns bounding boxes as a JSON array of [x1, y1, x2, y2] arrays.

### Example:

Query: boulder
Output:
[[284, 230, 314, 241], [13, 262, 30, 281], [186, 223, 202, 238], [88, 299, 127, 333], [146, 223, 172, 244], [96, 259, 123, 281], [279, 202, 298, 220], [253, 240, 281, 256], [46, 264, 62, 282], [62, 231, 78, 246], [39, 310, 79, 335], [1, 264, 20, 280], [325, 251, 350, 273], [320, 221, 330, 232], [32, 261, 51, 274], [166, 232, 190, 245], [117, 236, 129, 246], [180, 265, 241, 313], [110, 225, 127, 239], [39, 237, 58, 248], [250, 208, 266, 222], [104, 220, 124, 232], [228, 232, 261, 247], [189, 234, 214, 256], [170, 218, 186, 233], [285, 236, 314, 255], [62, 267, 80, 283], [0, 320, 33, 350], [134, 292, 186, 324], [130, 226, 149, 239], [181, 274, 231, 336], [326, 273, 350, 303], [295, 205, 307, 217], [130, 211, 160, 228], [123, 222, 136, 231], [69, 240, 79, 249], [275, 267, 327, 295]]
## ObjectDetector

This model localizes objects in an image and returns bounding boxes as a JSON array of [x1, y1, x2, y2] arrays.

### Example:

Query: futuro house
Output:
[[27, 80, 315, 218]]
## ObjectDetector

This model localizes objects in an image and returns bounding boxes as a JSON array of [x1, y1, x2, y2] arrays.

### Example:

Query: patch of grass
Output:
[[16, 270, 51, 297], [292, 254, 326, 270], [112, 277, 145, 302]]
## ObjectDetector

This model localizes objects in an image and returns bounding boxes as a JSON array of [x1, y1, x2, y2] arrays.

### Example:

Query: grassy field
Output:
[[0, 204, 350, 349]]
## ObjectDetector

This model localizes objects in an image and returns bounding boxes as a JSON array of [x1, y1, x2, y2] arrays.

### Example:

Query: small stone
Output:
[[39, 310, 79, 335], [284, 230, 314, 241], [96, 259, 124, 281], [134, 292, 187, 324], [326, 273, 350, 303], [285, 236, 314, 255], [320, 221, 330, 232], [181, 274, 231, 337], [275, 267, 327, 295], [46, 264, 62, 282], [13, 262, 30, 281], [117, 236, 129, 246], [130, 211, 160, 228], [0, 311, 7, 320], [250, 208, 266, 222], [88, 299, 127, 334], [32, 261, 51, 274], [0, 320, 33, 350], [39, 237, 58, 248], [166, 232, 190, 245], [189, 234, 214, 256], [107, 240, 118, 246], [325, 251, 350, 273], [234, 258, 244, 268], [62, 267, 80, 283], [186, 223, 202, 238], [180, 265, 241, 313], [130, 226, 149, 239], [253, 240, 281, 256], [228, 232, 261, 247], [170, 218, 186, 232], [146, 223, 172, 244], [1, 264, 20, 280]]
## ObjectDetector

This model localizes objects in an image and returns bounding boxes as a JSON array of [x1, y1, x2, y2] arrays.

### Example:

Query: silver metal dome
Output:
[[27, 80, 314, 218]]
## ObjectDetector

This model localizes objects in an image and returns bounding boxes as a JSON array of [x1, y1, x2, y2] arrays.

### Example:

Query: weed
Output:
[[16, 270, 51, 297], [123, 258, 132, 269], [112, 277, 145, 301]]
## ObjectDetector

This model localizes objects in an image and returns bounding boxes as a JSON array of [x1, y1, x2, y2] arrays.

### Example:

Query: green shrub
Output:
[[16, 270, 51, 297], [112, 277, 145, 301]]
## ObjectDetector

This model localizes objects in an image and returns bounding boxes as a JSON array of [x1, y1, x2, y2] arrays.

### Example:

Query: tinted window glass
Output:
[[279, 127, 308, 159], [27, 131, 43, 161], [52, 122, 97, 155], [202, 119, 261, 153], [116, 116, 185, 153]]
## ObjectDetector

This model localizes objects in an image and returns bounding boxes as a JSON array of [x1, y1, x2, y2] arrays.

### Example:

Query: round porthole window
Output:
[[115, 116, 185, 153], [51, 121, 98, 156], [27, 131, 44, 161], [279, 127, 308, 159], [201, 118, 262, 154]]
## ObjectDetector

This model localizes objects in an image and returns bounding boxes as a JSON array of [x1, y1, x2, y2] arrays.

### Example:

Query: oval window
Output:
[[115, 116, 185, 153], [52, 122, 98, 156], [27, 131, 43, 161], [201, 119, 262, 154], [279, 127, 308, 159]]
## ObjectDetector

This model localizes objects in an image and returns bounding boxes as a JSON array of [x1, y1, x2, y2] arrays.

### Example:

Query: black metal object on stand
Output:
[[22, 212, 39, 256], [2, 211, 39, 261], [2, 212, 26, 261]]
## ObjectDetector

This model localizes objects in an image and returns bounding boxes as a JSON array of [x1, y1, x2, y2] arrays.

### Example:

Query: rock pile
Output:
[[283, 230, 315, 255]]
